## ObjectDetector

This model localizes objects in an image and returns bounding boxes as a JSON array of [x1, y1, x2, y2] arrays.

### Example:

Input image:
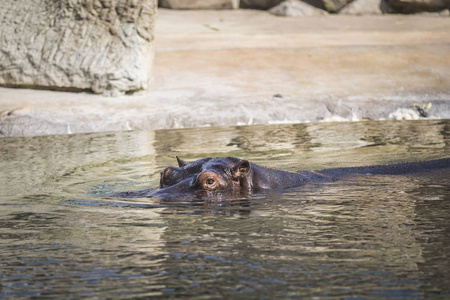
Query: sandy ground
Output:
[[1, 9, 450, 137]]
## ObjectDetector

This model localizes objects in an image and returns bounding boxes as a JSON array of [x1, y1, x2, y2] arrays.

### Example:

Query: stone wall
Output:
[[0, 0, 157, 96]]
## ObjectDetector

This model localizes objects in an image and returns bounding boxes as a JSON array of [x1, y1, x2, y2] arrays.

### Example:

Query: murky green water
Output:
[[1, 120, 449, 298]]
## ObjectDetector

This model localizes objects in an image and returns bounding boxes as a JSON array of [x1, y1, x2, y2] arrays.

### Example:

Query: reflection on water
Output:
[[0, 120, 449, 298]]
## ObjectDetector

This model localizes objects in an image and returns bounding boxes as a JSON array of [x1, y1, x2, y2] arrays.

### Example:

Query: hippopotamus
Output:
[[159, 157, 315, 195], [147, 156, 449, 200]]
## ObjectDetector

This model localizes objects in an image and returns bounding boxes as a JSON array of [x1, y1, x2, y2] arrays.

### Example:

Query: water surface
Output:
[[1, 120, 449, 298]]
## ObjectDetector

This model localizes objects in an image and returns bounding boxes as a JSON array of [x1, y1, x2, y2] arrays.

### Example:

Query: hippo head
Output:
[[159, 157, 212, 188], [156, 157, 253, 199]]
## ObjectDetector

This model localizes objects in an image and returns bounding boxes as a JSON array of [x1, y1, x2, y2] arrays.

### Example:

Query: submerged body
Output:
[[117, 156, 450, 200]]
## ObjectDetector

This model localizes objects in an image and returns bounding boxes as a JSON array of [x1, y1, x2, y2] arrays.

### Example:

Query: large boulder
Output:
[[160, 0, 240, 9], [0, 0, 157, 96], [240, 0, 284, 9], [386, 0, 450, 13], [269, 0, 329, 16]]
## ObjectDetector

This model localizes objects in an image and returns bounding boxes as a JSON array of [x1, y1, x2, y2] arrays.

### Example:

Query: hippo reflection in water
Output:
[[117, 156, 450, 200]]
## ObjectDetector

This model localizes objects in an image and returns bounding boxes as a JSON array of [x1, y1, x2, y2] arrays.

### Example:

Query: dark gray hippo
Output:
[[116, 156, 450, 200]]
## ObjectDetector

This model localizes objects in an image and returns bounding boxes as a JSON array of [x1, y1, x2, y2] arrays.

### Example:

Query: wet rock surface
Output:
[[1, 9, 450, 137]]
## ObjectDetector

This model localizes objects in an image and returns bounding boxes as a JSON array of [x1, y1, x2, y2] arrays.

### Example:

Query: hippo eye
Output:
[[196, 171, 219, 191]]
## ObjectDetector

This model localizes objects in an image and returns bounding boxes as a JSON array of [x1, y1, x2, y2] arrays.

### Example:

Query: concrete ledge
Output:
[[1, 9, 450, 137]]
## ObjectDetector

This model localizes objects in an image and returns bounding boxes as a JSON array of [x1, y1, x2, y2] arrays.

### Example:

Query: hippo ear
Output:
[[176, 156, 187, 167], [232, 160, 251, 178]]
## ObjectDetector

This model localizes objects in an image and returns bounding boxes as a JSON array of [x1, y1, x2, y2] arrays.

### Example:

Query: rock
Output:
[[240, 0, 284, 9], [240, 0, 351, 11], [324, 0, 353, 12], [386, 0, 450, 13], [388, 107, 421, 120], [339, 0, 387, 15], [0, 106, 34, 118], [416, 8, 450, 16], [160, 0, 240, 9], [269, 0, 329, 16], [302, 0, 353, 12], [0, 0, 157, 96]]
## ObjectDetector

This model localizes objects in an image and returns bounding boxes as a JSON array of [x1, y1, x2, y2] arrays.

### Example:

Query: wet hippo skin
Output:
[[117, 156, 450, 199]]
